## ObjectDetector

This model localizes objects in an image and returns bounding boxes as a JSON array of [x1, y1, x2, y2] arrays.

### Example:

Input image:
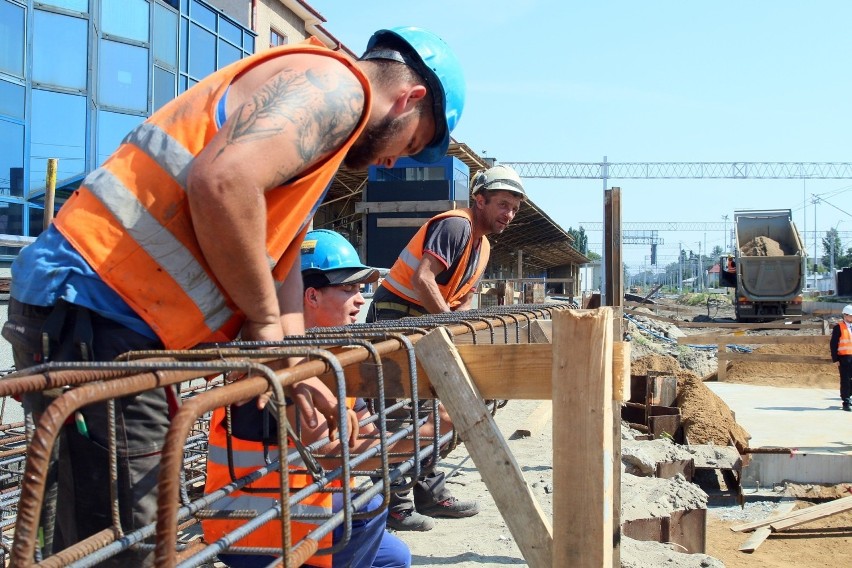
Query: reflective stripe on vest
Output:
[[382, 208, 490, 309], [54, 38, 370, 349], [839, 323, 852, 356], [202, 407, 333, 567]]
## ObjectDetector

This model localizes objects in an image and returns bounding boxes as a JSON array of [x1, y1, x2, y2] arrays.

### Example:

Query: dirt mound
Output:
[[632, 353, 697, 380], [632, 354, 751, 451], [677, 374, 751, 452], [740, 235, 787, 256], [724, 342, 836, 389]]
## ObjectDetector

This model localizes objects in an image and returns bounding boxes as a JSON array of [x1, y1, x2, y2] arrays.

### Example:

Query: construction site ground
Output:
[[398, 295, 851, 567]]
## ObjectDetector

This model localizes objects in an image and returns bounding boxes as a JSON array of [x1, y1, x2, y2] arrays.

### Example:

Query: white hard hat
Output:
[[471, 164, 526, 199], [842, 305, 852, 316]]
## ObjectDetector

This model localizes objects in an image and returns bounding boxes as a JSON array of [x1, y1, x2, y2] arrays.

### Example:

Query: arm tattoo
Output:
[[215, 65, 364, 184]]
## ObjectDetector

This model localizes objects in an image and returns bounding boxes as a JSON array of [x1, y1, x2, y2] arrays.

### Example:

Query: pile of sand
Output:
[[631, 353, 751, 451], [739, 235, 787, 256], [724, 342, 836, 388]]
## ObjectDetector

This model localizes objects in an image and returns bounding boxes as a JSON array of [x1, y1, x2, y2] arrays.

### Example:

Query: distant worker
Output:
[[203, 229, 456, 567], [2, 27, 465, 565], [829, 305, 852, 412], [367, 164, 526, 530]]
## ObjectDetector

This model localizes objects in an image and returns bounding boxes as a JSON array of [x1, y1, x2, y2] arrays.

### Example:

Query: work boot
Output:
[[386, 509, 434, 531], [416, 496, 480, 518], [842, 401, 851, 412]]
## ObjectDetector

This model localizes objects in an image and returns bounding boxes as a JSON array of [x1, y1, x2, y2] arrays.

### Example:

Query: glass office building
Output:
[[0, 0, 255, 258]]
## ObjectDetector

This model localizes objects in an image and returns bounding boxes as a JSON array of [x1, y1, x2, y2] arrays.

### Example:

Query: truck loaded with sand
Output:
[[719, 209, 806, 321]]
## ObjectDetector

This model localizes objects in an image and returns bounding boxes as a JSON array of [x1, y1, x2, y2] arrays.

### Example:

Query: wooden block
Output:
[[552, 308, 614, 568], [415, 328, 553, 568], [770, 495, 852, 531], [613, 341, 630, 402], [738, 501, 796, 552]]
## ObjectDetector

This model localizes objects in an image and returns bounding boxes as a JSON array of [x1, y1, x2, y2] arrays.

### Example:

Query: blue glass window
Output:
[[28, 206, 46, 238], [189, 22, 215, 79], [218, 38, 240, 69], [243, 33, 255, 53], [219, 18, 241, 47], [154, 66, 175, 111], [38, 0, 88, 12], [30, 90, 86, 190], [33, 10, 88, 90], [0, 80, 25, 120], [153, 3, 178, 68], [102, 0, 149, 43], [99, 39, 149, 111], [0, 120, 24, 197], [97, 110, 143, 166], [180, 17, 189, 73], [0, 202, 24, 238], [0, 1, 25, 77], [191, 0, 215, 30]]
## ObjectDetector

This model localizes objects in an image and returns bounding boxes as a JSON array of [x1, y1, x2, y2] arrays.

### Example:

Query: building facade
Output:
[[0, 0, 343, 261]]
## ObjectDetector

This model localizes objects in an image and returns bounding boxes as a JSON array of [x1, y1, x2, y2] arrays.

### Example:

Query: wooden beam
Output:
[[552, 308, 614, 567], [415, 328, 553, 568], [625, 308, 822, 330], [678, 334, 829, 345], [354, 199, 466, 213], [317, 344, 554, 400], [738, 501, 797, 552], [732, 499, 797, 532], [770, 496, 852, 531], [376, 218, 428, 228], [718, 353, 831, 365]]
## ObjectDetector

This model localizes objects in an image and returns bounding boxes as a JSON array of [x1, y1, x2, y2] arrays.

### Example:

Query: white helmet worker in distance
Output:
[[843, 305, 852, 316], [471, 164, 526, 200]]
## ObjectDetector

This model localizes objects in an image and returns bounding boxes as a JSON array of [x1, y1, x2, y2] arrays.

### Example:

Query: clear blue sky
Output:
[[309, 1, 852, 272]]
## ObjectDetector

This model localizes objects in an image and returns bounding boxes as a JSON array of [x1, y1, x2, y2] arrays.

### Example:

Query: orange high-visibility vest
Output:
[[382, 208, 490, 310], [838, 323, 852, 356], [203, 405, 338, 567], [54, 38, 370, 349]]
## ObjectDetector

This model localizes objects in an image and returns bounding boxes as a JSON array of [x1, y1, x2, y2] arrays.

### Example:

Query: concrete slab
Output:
[[706, 382, 852, 487]]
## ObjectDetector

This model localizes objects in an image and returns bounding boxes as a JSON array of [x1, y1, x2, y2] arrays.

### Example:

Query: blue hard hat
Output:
[[365, 26, 466, 164], [301, 229, 379, 286]]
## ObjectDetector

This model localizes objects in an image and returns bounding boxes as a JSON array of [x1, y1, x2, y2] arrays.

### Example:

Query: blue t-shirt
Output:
[[11, 225, 157, 339]]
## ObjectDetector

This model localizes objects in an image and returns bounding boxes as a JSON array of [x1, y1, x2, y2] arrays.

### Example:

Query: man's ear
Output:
[[304, 287, 320, 308], [474, 192, 486, 210], [392, 84, 428, 115]]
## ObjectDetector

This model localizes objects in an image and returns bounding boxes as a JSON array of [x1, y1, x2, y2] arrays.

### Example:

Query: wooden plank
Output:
[[415, 328, 553, 568], [613, 341, 630, 402], [718, 353, 832, 364], [354, 199, 466, 213], [678, 334, 829, 345], [738, 501, 797, 552], [376, 218, 429, 228], [770, 495, 852, 531], [317, 343, 553, 400], [624, 308, 822, 330], [512, 400, 553, 438], [552, 308, 614, 568]]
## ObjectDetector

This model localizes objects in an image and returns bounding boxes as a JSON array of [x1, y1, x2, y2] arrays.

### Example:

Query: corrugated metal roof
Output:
[[321, 142, 589, 271]]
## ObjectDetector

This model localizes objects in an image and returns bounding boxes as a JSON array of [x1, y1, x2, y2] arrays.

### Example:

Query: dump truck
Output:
[[718, 209, 805, 321]]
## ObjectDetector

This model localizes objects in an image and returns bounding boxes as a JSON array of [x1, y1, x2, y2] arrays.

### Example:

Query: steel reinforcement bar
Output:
[[1, 302, 572, 567]]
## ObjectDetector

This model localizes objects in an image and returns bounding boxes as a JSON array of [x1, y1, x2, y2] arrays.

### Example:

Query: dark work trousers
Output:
[[2, 299, 169, 567], [839, 356, 852, 404], [366, 304, 452, 513]]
